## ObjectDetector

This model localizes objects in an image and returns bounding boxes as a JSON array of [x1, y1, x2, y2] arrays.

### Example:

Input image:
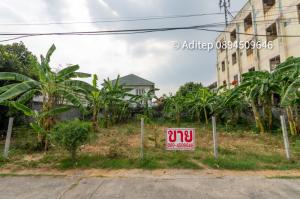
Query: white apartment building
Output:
[[216, 0, 300, 88]]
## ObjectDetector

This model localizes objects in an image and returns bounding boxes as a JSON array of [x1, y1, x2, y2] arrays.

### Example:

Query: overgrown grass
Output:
[[267, 176, 300, 179], [57, 150, 201, 170], [1, 122, 300, 171], [201, 147, 300, 170]]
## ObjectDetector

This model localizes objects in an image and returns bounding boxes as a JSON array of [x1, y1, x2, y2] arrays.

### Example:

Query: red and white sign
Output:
[[166, 128, 195, 150]]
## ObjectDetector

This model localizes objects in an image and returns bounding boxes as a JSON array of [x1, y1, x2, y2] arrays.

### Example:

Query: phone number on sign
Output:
[[216, 41, 274, 50]]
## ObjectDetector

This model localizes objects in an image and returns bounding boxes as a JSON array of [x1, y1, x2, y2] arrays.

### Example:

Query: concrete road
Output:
[[0, 175, 300, 199]]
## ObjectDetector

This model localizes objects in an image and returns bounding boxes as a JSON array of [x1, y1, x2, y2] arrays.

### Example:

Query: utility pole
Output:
[[219, 0, 230, 27], [219, 0, 231, 88]]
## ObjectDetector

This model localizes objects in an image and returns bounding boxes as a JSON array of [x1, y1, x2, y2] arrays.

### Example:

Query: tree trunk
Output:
[[176, 112, 180, 126], [294, 105, 300, 134], [92, 106, 99, 132], [286, 106, 297, 135], [264, 98, 273, 131], [41, 94, 55, 151], [204, 107, 208, 126], [196, 111, 201, 125], [71, 149, 77, 162], [251, 100, 265, 134], [104, 106, 109, 128]]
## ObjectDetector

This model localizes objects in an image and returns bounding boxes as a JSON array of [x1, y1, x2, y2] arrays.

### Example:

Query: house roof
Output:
[[111, 74, 155, 86]]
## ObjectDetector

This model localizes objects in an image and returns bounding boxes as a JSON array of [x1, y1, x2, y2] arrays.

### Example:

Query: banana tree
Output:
[[235, 73, 266, 134], [164, 94, 185, 126], [132, 88, 159, 118], [218, 88, 247, 125], [0, 44, 94, 148], [101, 75, 131, 127], [85, 74, 102, 132], [244, 71, 279, 131], [274, 57, 300, 135], [186, 88, 213, 125]]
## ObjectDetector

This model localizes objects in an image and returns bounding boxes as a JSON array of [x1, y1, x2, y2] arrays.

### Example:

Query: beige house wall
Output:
[[216, 0, 300, 88]]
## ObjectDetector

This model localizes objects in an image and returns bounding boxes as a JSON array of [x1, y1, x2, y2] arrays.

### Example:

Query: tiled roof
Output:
[[111, 74, 154, 86]]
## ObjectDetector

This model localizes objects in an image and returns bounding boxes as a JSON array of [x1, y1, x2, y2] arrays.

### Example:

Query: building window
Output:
[[223, 80, 227, 87], [232, 75, 239, 86], [221, 61, 226, 72], [246, 40, 254, 56], [263, 0, 275, 14], [230, 30, 237, 42], [136, 88, 145, 95], [298, 4, 300, 23], [232, 52, 237, 65], [220, 38, 225, 53], [270, 55, 281, 71], [266, 23, 278, 42], [248, 67, 255, 72], [244, 13, 253, 32]]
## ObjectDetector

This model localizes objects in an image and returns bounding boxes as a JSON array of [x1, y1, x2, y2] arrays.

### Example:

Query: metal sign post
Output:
[[4, 117, 14, 158], [140, 118, 144, 160], [212, 116, 218, 159], [280, 115, 291, 160]]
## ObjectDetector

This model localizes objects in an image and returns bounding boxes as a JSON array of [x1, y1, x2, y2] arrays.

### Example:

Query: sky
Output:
[[0, 0, 247, 96]]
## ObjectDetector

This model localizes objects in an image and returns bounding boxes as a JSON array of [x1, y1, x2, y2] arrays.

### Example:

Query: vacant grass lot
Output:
[[0, 121, 300, 171]]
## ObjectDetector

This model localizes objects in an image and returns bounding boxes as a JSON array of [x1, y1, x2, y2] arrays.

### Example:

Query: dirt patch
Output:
[[1, 168, 300, 178]]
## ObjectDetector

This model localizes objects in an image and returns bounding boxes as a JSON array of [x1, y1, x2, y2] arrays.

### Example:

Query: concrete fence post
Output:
[[280, 115, 291, 160], [212, 116, 218, 159], [3, 117, 14, 159], [140, 118, 144, 160]]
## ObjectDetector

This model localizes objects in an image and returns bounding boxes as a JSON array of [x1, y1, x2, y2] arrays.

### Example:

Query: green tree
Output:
[[236, 72, 266, 134], [0, 42, 38, 78], [176, 82, 203, 97], [133, 88, 158, 118], [164, 94, 185, 125], [274, 57, 300, 135], [243, 71, 279, 131], [0, 44, 94, 148], [101, 75, 131, 127], [0, 42, 39, 126], [186, 88, 213, 125], [85, 74, 102, 132]]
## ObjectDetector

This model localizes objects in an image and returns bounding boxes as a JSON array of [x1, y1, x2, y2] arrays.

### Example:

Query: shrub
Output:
[[51, 120, 90, 160], [107, 137, 128, 158]]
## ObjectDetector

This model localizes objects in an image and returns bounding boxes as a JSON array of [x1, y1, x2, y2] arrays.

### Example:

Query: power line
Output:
[[0, 12, 225, 26], [0, 4, 298, 26], [1, 20, 300, 43]]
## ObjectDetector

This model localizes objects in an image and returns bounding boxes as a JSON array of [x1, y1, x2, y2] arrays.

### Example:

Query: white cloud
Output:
[[0, 0, 248, 96], [98, 0, 119, 17]]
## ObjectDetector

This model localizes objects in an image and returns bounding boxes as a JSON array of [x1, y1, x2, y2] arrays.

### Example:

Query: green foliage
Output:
[[176, 82, 203, 97], [51, 120, 91, 160], [101, 75, 137, 126], [0, 44, 95, 149], [0, 42, 38, 79]]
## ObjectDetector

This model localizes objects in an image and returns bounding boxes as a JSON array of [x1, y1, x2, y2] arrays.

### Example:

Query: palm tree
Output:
[[0, 44, 94, 147]]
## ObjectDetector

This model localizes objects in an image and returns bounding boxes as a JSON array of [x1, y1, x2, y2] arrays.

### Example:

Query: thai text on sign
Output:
[[166, 128, 195, 150]]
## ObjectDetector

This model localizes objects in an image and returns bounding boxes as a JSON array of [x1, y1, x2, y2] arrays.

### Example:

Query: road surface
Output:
[[0, 175, 300, 199]]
